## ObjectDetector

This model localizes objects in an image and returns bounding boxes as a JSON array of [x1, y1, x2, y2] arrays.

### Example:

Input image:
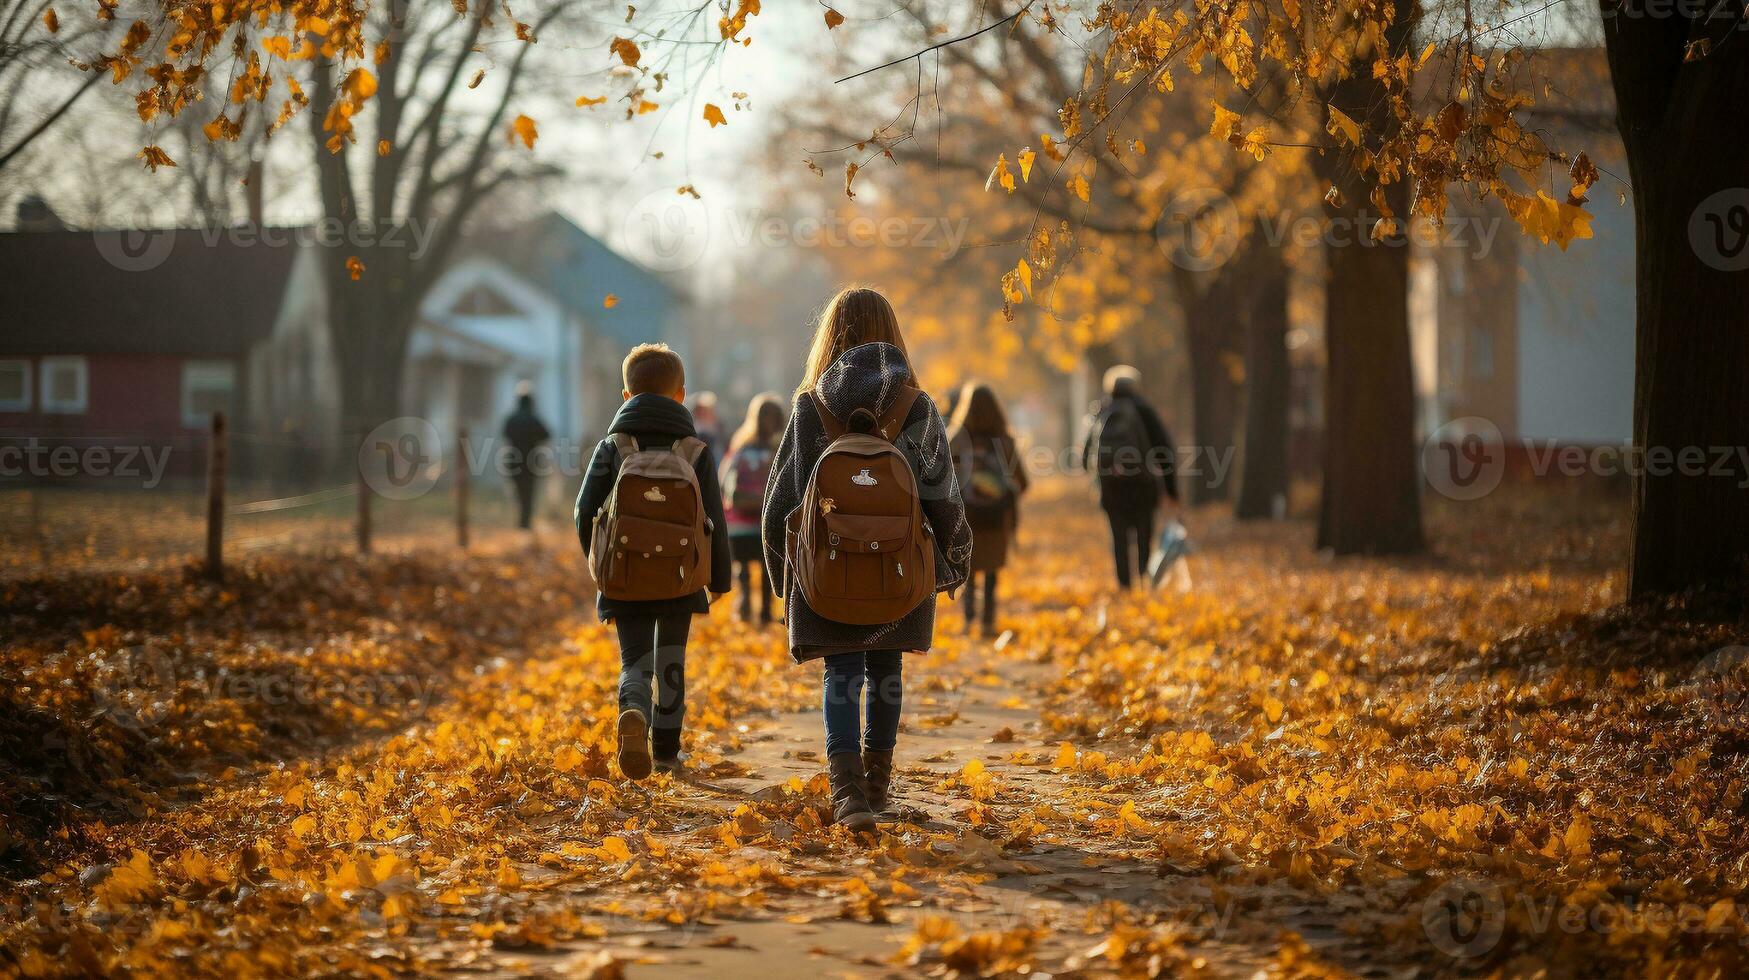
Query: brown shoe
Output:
[[862, 748, 895, 818], [828, 753, 877, 832], [616, 709, 652, 781]]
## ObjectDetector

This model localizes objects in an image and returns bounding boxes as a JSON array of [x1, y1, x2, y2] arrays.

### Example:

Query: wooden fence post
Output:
[[205, 411, 227, 581], [455, 424, 470, 548], [356, 445, 373, 556]]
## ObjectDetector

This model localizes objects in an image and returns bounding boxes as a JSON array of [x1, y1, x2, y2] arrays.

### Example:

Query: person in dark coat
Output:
[[720, 392, 786, 625], [763, 287, 972, 832], [947, 382, 1028, 636], [502, 387, 552, 530], [1080, 364, 1179, 589], [575, 343, 731, 779]]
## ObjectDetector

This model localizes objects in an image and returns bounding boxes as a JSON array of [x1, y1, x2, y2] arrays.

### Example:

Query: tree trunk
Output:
[[1314, 0, 1424, 555], [1603, 5, 1749, 597], [1180, 269, 1244, 505], [1236, 247, 1290, 520]]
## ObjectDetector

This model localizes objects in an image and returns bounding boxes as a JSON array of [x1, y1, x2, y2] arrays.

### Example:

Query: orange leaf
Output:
[[824, 7, 844, 28], [509, 114, 538, 149], [703, 103, 727, 127], [603, 294, 620, 309]]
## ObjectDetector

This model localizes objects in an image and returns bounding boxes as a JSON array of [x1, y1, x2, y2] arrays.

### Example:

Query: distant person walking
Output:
[[947, 382, 1028, 636], [721, 392, 786, 625], [689, 392, 727, 462], [1081, 365, 1179, 589], [502, 386, 552, 530]]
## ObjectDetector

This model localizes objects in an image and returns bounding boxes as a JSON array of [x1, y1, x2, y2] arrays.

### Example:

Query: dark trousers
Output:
[[735, 560, 773, 623], [962, 570, 999, 631], [614, 613, 691, 758], [512, 472, 537, 529], [821, 650, 903, 758], [1106, 506, 1156, 590]]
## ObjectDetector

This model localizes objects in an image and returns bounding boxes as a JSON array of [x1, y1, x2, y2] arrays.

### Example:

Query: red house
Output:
[[0, 229, 300, 484]]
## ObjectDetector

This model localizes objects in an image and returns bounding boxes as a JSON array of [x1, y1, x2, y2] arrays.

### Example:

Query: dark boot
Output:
[[862, 748, 895, 818], [828, 753, 877, 832]]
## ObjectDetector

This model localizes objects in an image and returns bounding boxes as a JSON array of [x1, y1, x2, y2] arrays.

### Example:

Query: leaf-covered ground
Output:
[[3, 482, 1747, 977]]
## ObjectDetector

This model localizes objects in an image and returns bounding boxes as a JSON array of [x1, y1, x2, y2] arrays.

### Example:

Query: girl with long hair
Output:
[[720, 392, 787, 624], [947, 382, 1028, 636], [762, 286, 973, 831]]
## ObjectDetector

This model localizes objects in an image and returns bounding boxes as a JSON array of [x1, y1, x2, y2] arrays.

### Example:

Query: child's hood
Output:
[[815, 342, 919, 424], [607, 393, 697, 439]]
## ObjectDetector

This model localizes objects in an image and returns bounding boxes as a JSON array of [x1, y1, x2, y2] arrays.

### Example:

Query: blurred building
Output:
[[0, 210, 684, 488], [1410, 47, 1634, 476]]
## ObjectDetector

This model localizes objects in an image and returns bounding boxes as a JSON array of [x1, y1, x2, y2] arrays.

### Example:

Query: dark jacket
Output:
[[949, 428, 1028, 573], [574, 394, 732, 621], [502, 396, 552, 478], [762, 343, 973, 662], [1080, 390, 1179, 510]]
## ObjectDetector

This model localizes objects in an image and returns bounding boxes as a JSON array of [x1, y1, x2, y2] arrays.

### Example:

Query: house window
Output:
[[182, 360, 236, 427], [39, 356, 87, 414], [0, 360, 29, 411]]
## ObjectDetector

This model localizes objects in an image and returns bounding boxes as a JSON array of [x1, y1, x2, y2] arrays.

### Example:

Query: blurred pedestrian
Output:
[[502, 384, 552, 530], [721, 392, 786, 624], [690, 391, 727, 462], [947, 382, 1028, 637], [1080, 365, 1179, 589]]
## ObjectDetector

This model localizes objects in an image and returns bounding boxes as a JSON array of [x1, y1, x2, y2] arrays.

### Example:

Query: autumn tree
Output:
[[0, 2, 106, 174], [1600, 1, 1749, 597]]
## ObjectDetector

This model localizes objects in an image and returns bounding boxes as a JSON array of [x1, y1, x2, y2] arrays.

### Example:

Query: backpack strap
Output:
[[672, 436, 707, 466], [877, 385, 922, 441], [611, 433, 640, 455], [809, 391, 847, 440]]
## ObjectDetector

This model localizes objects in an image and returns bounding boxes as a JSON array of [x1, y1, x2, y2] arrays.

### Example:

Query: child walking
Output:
[[576, 343, 731, 779], [947, 382, 1028, 636], [720, 393, 786, 624], [762, 287, 972, 831]]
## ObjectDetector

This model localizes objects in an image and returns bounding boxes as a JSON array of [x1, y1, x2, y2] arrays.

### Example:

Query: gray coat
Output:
[[762, 343, 973, 661]]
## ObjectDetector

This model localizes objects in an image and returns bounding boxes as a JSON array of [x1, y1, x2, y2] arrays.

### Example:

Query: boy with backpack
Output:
[[575, 343, 731, 780], [1081, 364, 1180, 590]]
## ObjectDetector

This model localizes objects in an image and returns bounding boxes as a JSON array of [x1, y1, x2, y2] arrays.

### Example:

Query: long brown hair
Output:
[[948, 381, 1010, 440], [727, 392, 786, 456], [796, 286, 910, 395]]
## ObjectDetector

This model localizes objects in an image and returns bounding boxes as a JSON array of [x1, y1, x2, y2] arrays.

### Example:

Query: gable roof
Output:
[[462, 211, 684, 348], [0, 228, 300, 356]]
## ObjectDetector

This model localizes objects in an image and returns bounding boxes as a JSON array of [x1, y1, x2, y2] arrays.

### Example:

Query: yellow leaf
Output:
[[703, 103, 727, 127], [1210, 102, 1241, 140], [290, 814, 316, 838], [509, 114, 538, 149], [1067, 173, 1090, 203], [377, 139, 391, 156], [1325, 105, 1361, 147], [1015, 258, 1032, 298], [1017, 147, 1036, 182], [576, 95, 607, 108], [553, 744, 583, 772], [1054, 742, 1076, 769]]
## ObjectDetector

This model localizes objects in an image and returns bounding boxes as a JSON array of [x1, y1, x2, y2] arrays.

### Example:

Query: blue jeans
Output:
[[615, 613, 691, 758], [821, 650, 903, 758]]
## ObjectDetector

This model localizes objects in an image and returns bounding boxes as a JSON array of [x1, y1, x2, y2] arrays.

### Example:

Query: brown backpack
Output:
[[589, 434, 713, 601], [785, 386, 935, 625]]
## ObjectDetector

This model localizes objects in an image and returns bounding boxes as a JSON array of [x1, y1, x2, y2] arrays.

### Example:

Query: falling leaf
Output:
[[576, 95, 607, 108], [1017, 147, 1036, 182], [137, 145, 176, 172], [824, 7, 844, 29], [509, 114, 538, 149], [376, 139, 391, 156], [610, 35, 641, 67], [42, 8, 58, 32], [1067, 173, 1090, 203], [469, 68, 486, 89], [603, 294, 620, 309], [703, 103, 727, 127], [346, 255, 365, 280]]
